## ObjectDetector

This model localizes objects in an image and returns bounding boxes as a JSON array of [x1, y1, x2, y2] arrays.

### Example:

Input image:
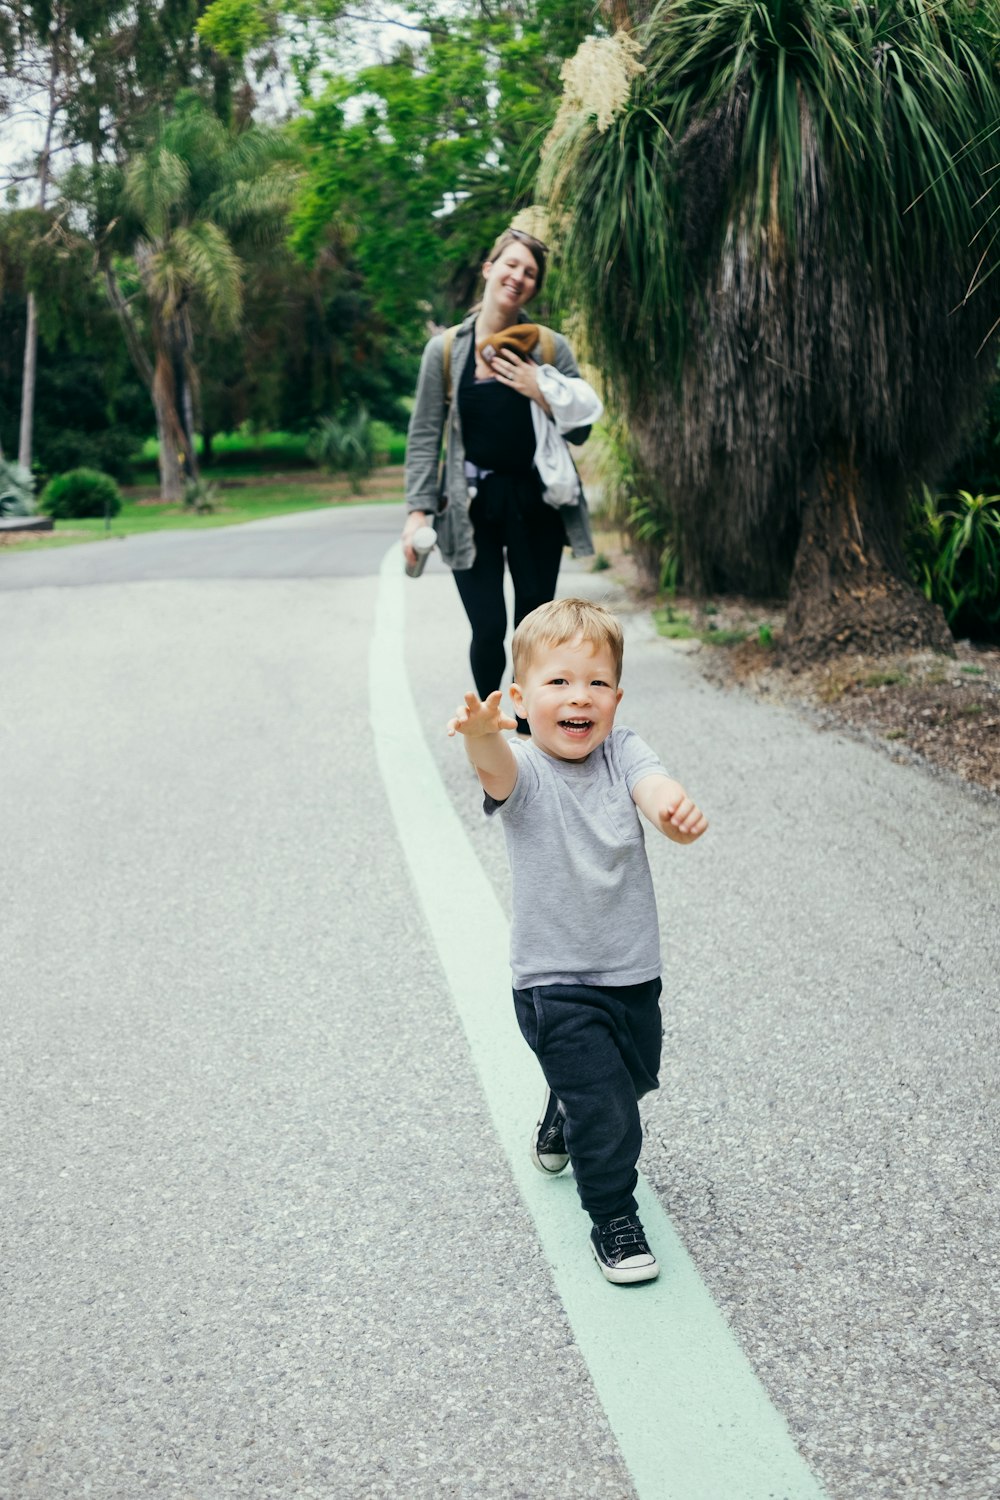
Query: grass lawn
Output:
[[1, 469, 406, 554], [132, 422, 408, 476]]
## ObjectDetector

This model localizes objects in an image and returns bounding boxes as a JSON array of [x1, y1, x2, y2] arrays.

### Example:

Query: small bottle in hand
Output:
[[405, 524, 438, 578]]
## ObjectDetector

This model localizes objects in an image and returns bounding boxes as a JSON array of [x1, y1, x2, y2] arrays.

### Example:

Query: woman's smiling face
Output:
[[510, 636, 623, 761], [481, 241, 540, 315]]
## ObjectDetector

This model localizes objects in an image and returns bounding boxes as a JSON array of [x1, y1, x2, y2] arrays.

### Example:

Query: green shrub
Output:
[[41, 467, 123, 520], [907, 486, 1000, 641], [183, 477, 221, 514], [370, 420, 407, 465], [307, 406, 375, 491], [0, 459, 36, 516], [591, 417, 682, 593]]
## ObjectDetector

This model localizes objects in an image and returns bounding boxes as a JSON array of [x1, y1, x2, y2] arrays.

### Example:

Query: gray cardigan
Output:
[[404, 310, 595, 570]]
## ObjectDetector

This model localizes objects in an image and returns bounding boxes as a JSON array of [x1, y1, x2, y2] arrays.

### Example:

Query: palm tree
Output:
[[98, 95, 296, 500], [542, 1, 1000, 661]]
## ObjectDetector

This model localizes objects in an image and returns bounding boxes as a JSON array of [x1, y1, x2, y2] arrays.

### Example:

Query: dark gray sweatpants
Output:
[[512, 977, 663, 1225]]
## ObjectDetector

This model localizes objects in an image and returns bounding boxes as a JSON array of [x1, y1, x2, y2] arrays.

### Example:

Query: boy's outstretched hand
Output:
[[658, 792, 708, 844], [447, 689, 518, 738]]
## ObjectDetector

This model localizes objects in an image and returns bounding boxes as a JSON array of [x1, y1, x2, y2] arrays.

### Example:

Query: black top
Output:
[[458, 347, 537, 475]]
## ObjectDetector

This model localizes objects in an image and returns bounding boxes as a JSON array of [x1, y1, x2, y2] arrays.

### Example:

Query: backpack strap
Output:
[[442, 324, 461, 407]]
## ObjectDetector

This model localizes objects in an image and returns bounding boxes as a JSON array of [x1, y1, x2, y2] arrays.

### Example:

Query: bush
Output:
[[907, 486, 1000, 642], [41, 467, 123, 520], [591, 417, 681, 592], [183, 476, 220, 514], [0, 459, 36, 516], [307, 406, 375, 492], [370, 420, 407, 465]]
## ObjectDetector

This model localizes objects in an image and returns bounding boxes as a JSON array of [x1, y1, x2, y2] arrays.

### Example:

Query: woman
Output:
[[401, 227, 595, 721]]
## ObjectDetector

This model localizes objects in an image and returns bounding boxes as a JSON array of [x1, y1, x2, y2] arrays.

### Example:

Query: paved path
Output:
[[1, 506, 997, 1500]]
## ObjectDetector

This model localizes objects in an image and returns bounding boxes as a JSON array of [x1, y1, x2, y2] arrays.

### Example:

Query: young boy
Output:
[[447, 598, 708, 1285]]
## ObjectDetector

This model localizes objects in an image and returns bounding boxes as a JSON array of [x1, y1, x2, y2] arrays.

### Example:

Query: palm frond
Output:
[[172, 222, 243, 328], [124, 149, 190, 240], [205, 168, 298, 236]]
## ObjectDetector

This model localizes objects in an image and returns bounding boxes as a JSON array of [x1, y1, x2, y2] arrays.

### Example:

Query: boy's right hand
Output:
[[447, 690, 518, 738]]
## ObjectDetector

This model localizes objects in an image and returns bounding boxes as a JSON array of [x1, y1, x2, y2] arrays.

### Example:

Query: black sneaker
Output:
[[530, 1088, 569, 1175], [590, 1215, 659, 1284]]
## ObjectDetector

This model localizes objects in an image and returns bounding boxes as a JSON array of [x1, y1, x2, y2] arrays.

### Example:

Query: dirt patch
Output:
[[0, 527, 89, 546], [712, 632, 1000, 797], [590, 531, 1000, 799]]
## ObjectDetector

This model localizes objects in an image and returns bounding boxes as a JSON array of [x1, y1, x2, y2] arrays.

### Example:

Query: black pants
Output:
[[512, 978, 663, 1225], [452, 472, 566, 704]]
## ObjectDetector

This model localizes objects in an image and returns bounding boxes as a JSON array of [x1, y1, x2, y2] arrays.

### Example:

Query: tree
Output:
[[289, 0, 597, 343], [194, 221, 412, 455], [0, 207, 147, 478], [542, 2, 1000, 661], [1, 0, 256, 473], [0, 0, 132, 469], [79, 95, 297, 499]]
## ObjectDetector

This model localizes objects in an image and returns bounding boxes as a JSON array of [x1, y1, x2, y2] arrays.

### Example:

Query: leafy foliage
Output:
[[184, 476, 222, 512], [196, 224, 412, 442], [908, 487, 1000, 641], [41, 467, 123, 519], [103, 94, 297, 332], [0, 460, 36, 516], [542, 1, 1000, 598], [0, 209, 148, 479], [69, 93, 300, 495], [307, 406, 375, 490], [591, 416, 681, 590], [292, 0, 597, 348]]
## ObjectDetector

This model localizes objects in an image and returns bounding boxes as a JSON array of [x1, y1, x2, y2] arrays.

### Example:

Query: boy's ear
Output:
[[509, 681, 526, 719], [615, 686, 623, 707]]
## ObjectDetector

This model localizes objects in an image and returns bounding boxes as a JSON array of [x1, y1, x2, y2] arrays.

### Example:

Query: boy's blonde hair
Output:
[[512, 598, 624, 684]]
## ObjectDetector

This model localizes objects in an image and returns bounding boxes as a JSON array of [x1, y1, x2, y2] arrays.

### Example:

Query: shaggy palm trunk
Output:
[[152, 337, 199, 502], [783, 451, 952, 664]]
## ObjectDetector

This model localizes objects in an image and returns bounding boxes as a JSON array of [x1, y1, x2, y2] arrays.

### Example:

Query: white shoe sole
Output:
[[590, 1239, 660, 1285]]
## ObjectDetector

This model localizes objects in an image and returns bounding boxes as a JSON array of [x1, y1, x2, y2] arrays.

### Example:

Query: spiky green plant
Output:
[[0, 459, 36, 517], [307, 407, 376, 492], [908, 486, 1000, 638], [542, 1, 1000, 659]]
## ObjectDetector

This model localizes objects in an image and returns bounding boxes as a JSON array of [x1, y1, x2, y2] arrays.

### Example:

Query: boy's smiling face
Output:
[[510, 635, 623, 761]]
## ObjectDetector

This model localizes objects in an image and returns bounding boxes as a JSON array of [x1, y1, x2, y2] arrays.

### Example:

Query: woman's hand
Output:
[[401, 510, 429, 567], [491, 353, 552, 416]]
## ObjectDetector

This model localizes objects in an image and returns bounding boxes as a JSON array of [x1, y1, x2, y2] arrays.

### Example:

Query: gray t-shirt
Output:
[[484, 726, 668, 990]]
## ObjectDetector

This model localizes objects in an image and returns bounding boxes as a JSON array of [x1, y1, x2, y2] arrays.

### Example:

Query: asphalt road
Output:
[[2, 506, 998, 1500]]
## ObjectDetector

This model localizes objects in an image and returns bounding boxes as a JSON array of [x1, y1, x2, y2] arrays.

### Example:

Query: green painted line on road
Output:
[[369, 545, 828, 1500]]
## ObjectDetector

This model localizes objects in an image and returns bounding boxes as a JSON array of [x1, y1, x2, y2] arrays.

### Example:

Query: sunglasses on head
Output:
[[509, 227, 549, 255]]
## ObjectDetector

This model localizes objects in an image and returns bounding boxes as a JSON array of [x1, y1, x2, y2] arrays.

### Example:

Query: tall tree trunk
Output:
[[18, 292, 41, 469], [152, 342, 198, 501], [17, 5, 62, 471], [103, 268, 201, 502], [782, 450, 953, 665]]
